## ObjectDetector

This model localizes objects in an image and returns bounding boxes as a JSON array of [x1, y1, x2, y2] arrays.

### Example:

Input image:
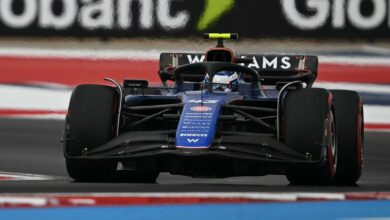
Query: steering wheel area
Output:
[[174, 62, 259, 92]]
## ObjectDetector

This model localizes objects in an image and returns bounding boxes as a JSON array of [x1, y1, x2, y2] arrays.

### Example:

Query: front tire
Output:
[[64, 84, 118, 182], [64, 84, 159, 183], [282, 88, 338, 185]]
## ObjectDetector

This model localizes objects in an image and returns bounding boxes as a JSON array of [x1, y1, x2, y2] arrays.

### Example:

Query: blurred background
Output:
[[0, 0, 388, 129], [0, 1, 389, 216]]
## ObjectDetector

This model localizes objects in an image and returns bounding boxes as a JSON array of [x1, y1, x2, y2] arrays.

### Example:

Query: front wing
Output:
[[65, 131, 324, 177]]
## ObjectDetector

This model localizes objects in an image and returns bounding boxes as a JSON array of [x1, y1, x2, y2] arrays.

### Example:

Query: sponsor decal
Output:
[[243, 56, 292, 70], [0, 0, 235, 36], [281, 0, 390, 30], [190, 106, 212, 112], [186, 138, 199, 143], [0, 0, 190, 30], [186, 55, 292, 70], [196, 0, 235, 31], [187, 55, 205, 64], [188, 100, 219, 104], [180, 134, 208, 137], [0, 0, 389, 38]]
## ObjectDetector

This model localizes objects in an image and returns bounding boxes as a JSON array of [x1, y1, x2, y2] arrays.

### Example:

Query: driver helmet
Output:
[[205, 71, 239, 92]]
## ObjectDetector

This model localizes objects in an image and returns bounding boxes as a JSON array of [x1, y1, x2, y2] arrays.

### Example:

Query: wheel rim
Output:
[[359, 106, 364, 169], [330, 110, 337, 173], [325, 109, 337, 176]]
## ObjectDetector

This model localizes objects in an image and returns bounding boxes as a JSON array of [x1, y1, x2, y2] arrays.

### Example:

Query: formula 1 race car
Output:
[[63, 33, 364, 185]]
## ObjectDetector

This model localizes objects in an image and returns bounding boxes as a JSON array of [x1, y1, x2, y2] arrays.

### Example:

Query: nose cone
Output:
[[175, 98, 223, 149]]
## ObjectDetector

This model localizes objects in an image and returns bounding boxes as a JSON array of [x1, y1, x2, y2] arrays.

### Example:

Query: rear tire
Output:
[[283, 88, 337, 185], [331, 90, 364, 185], [64, 85, 118, 182]]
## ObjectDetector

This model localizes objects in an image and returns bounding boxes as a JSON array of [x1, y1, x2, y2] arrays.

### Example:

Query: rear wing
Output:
[[159, 53, 318, 86]]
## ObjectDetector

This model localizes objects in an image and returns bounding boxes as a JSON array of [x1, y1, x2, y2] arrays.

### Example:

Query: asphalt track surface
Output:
[[0, 118, 389, 193]]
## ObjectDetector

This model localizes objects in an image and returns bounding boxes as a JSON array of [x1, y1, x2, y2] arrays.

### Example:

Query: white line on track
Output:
[[363, 106, 390, 124], [1, 114, 67, 120], [0, 192, 350, 201], [0, 197, 48, 207], [0, 192, 389, 208], [0, 171, 55, 181], [0, 47, 161, 60], [0, 84, 71, 111], [82, 192, 345, 201]]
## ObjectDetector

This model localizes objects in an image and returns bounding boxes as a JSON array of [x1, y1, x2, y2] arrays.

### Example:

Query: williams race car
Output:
[[63, 33, 364, 185]]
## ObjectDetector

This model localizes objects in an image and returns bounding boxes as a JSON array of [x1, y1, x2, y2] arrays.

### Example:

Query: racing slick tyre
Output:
[[331, 90, 364, 185], [64, 85, 159, 183], [64, 84, 119, 182], [283, 88, 338, 185]]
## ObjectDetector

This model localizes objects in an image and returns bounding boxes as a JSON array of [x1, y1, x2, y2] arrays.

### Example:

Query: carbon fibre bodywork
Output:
[[64, 37, 328, 178], [65, 65, 322, 177]]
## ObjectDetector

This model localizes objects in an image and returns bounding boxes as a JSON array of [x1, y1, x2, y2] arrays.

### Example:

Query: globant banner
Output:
[[0, 0, 389, 38]]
